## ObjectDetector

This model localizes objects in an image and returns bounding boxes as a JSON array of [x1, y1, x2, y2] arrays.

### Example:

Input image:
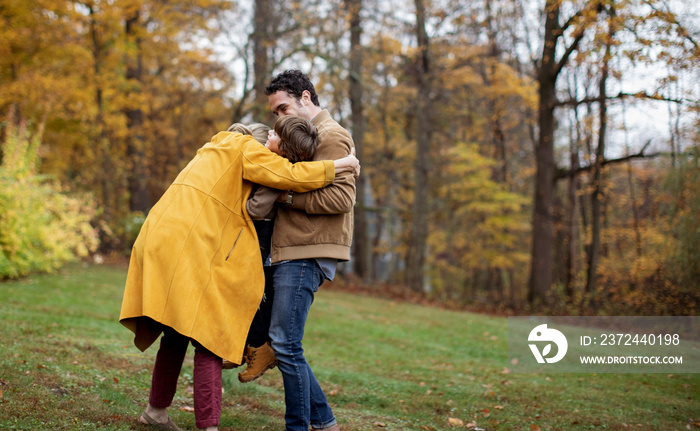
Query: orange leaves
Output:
[[444, 403, 506, 429], [447, 417, 464, 427]]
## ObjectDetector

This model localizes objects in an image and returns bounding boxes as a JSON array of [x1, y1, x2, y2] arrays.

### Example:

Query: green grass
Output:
[[0, 264, 698, 430]]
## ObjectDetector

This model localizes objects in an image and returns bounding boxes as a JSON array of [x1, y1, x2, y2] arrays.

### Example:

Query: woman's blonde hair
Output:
[[227, 122, 270, 145]]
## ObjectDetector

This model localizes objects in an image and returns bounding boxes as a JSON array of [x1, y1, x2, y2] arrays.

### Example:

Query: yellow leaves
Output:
[[429, 142, 530, 273]]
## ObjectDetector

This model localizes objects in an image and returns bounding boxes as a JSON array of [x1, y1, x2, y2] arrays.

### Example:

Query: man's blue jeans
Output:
[[269, 259, 337, 431]]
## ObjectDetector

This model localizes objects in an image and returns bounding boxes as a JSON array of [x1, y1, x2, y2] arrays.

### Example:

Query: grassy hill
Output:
[[0, 264, 697, 430]]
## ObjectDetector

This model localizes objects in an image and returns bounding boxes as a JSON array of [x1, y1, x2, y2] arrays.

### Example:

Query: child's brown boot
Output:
[[238, 342, 278, 383]]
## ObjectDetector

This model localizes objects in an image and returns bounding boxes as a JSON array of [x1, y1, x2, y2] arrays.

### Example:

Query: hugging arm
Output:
[[287, 131, 357, 215], [246, 186, 281, 220]]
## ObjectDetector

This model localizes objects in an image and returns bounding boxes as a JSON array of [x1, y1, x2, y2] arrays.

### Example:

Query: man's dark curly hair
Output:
[[264, 69, 320, 106]]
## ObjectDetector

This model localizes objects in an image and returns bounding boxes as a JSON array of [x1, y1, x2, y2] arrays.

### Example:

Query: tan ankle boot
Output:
[[238, 342, 278, 383]]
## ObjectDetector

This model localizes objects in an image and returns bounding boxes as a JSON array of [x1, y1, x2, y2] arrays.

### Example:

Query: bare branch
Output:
[[561, 0, 603, 32], [643, 0, 700, 51], [555, 91, 687, 107], [554, 28, 586, 78], [555, 0, 606, 78], [554, 141, 660, 181]]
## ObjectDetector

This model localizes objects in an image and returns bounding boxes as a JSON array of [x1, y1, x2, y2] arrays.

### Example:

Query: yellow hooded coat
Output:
[[119, 131, 335, 363]]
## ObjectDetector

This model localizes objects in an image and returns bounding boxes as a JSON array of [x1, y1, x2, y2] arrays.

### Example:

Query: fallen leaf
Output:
[[329, 389, 338, 396], [466, 421, 477, 428], [448, 417, 464, 427], [531, 425, 541, 431], [511, 358, 519, 365], [494, 405, 504, 410], [180, 406, 194, 412], [0, 388, 3, 399], [113, 377, 119, 384], [481, 408, 490, 417], [373, 422, 386, 427]]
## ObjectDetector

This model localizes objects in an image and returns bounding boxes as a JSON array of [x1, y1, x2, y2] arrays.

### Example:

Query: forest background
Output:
[[1, 0, 699, 316]]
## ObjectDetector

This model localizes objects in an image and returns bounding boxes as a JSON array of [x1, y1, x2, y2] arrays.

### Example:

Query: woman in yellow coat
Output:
[[119, 121, 359, 431]]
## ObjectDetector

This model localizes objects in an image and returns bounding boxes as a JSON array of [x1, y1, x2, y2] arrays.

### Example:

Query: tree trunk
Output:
[[88, 4, 112, 218], [484, 0, 508, 183], [565, 148, 580, 299], [345, 0, 371, 282], [406, 0, 432, 292], [585, 25, 613, 297], [125, 11, 150, 213], [251, 0, 275, 124], [528, 1, 559, 305]]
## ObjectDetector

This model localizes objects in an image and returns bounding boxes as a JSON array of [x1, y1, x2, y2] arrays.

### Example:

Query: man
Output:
[[264, 69, 355, 431]]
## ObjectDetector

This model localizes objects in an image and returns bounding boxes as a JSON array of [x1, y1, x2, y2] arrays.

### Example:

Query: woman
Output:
[[119, 121, 359, 431]]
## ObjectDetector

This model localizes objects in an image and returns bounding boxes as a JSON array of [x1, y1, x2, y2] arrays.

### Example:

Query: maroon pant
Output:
[[149, 326, 222, 429]]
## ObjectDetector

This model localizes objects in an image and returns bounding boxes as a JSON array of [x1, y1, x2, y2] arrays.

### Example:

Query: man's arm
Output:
[[288, 130, 356, 214]]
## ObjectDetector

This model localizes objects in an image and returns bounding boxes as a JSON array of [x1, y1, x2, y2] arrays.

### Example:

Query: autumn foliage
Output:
[[1, 0, 698, 314]]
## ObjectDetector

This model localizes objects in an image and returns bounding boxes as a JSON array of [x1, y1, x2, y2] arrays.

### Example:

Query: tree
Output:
[[529, 0, 601, 305], [406, 0, 433, 292], [345, 0, 372, 282], [124, 1, 150, 212], [584, 6, 616, 297]]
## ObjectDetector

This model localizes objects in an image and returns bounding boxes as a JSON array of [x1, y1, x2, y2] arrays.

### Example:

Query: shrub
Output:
[[0, 117, 99, 279]]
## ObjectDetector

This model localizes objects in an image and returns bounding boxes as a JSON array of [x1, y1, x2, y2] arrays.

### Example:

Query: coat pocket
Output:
[[225, 228, 244, 261]]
